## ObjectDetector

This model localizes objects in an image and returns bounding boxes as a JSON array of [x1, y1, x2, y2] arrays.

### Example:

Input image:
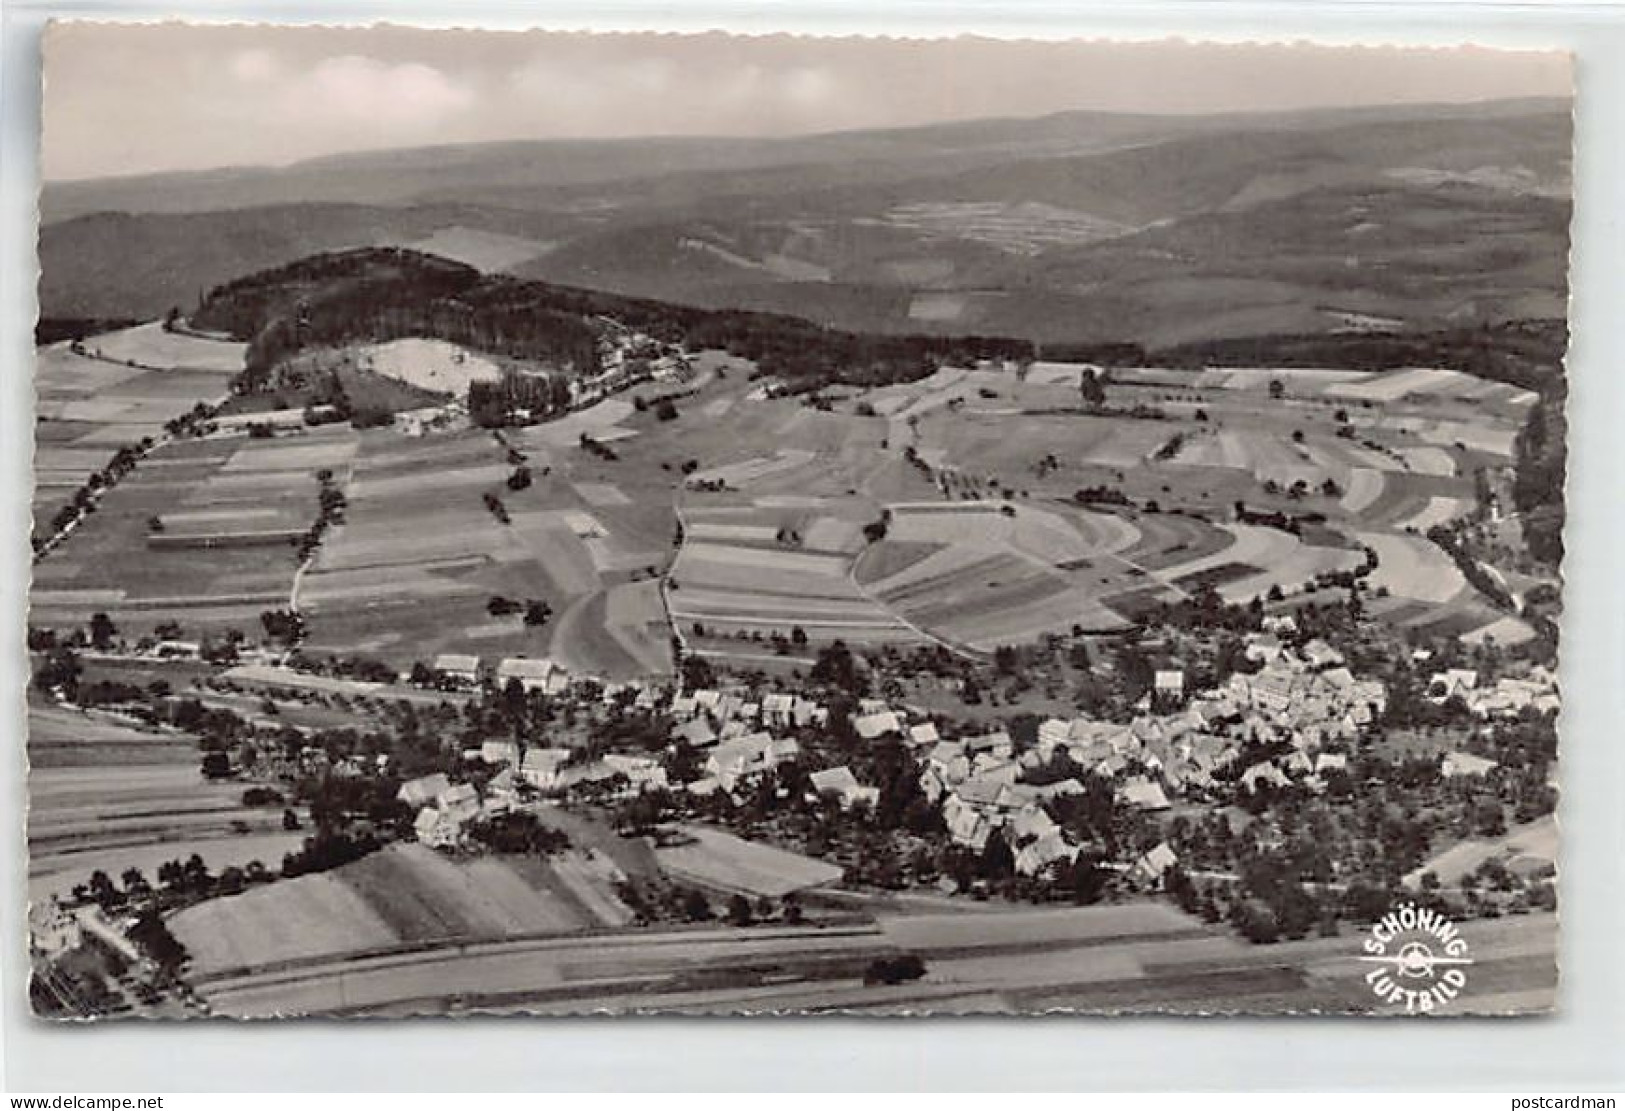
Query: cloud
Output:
[[504, 53, 849, 135], [780, 67, 837, 109], [280, 55, 476, 130], [229, 48, 281, 84]]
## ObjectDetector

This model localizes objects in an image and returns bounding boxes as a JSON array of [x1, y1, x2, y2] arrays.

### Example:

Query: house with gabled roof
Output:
[[673, 716, 718, 749], [480, 740, 520, 767], [521, 747, 574, 790], [495, 656, 556, 691], [810, 765, 879, 808], [1016, 832, 1079, 877], [433, 653, 483, 685], [853, 710, 902, 740], [398, 773, 451, 808], [908, 722, 940, 747], [1133, 842, 1179, 883], [1118, 777, 1171, 811]]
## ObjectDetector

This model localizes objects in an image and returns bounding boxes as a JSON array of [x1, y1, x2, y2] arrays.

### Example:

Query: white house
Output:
[[480, 740, 520, 767], [707, 732, 799, 790], [1442, 751, 1499, 778], [495, 657, 557, 692], [1118, 778, 1171, 811], [397, 773, 452, 808], [908, 722, 940, 747], [603, 753, 669, 792], [437, 782, 480, 825], [853, 710, 902, 740], [809, 765, 879, 808], [520, 747, 575, 790], [1133, 842, 1179, 883]]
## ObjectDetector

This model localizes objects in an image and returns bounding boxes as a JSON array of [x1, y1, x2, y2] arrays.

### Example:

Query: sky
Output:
[[41, 23, 1572, 182]]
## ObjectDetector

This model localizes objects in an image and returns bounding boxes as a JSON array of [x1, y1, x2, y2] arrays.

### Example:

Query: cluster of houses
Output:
[[396, 626, 1502, 899], [910, 631, 1391, 880], [668, 687, 831, 798], [1425, 664, 1560, 720], [578, 318, 692, 407]]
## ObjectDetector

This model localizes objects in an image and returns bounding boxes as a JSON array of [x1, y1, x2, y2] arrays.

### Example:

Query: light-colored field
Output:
[[1395, 495, 1473, 533], [172, 842, 634, 979], [1359, 531, 1466, 603], [171, 871, 400, 976], [572, 481, 631, 507], [512, 399, 635, 450], [354, 338, 502, 396], [1398, 446, 1458, 476], [1340, 468, 1386, 513], [689, 450, 816, 488], [76, 323, 246, 373], [656, 826, 843, 899], [879, 201, 1130, 254]]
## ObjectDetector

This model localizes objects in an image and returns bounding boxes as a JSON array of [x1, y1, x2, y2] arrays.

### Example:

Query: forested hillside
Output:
[[192, 247, 1041, 393]]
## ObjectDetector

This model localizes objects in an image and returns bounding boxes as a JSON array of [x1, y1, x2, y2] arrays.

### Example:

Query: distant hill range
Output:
[[39, 97, 1572, 347]]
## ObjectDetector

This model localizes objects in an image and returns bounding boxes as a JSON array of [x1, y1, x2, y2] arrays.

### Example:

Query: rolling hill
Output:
[[38, 97, 1571, 347]]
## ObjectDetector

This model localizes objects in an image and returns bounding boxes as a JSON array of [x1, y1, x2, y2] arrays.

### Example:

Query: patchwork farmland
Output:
[[33, 325, 245, 540], [27, 701, 305, 906], [32, 315, 1542, 659]]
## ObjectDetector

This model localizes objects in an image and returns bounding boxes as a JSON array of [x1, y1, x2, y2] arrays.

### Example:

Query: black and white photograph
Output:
[[26, 22, 1571, 1020]]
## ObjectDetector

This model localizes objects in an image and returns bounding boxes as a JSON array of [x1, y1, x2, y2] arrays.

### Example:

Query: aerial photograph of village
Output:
[[26, 25, 1570, 1018]]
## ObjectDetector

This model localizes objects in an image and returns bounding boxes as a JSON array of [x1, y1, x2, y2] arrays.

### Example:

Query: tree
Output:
[[726, 893, 755, 926], [863, 953, 927, 985], [680, 887, 712, 921], [1079, 368, 1106, 407], [88, 611, 118, 651], [1268, 378, 1285, 400]]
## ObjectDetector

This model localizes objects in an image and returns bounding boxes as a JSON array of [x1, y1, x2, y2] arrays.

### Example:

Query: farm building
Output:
[[496, 656, 558, 692], [433, 653, 484, 685]]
